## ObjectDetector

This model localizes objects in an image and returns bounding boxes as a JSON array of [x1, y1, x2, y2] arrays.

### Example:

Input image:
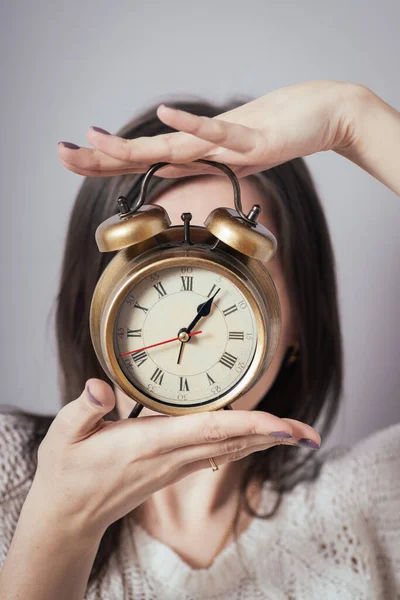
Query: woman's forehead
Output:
[[152, 174, 276, 234]]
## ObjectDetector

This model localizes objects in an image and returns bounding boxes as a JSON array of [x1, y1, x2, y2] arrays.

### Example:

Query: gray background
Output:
[[0, 0, 399, 448]]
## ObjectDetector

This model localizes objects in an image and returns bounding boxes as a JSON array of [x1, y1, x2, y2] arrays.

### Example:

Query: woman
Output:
[[0, 80, 399, 599]]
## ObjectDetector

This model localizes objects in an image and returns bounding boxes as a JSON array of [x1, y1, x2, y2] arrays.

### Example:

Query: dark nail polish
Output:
[[297, 438, 320, 450], [91, 126, 111, 135], [86, 385, 102, 406], [270, 431, 292, 439], [58, 141, 80, 150]]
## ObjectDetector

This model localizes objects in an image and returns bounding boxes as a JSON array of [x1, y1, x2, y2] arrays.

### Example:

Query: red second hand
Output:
[[119, 330, 202, 357]]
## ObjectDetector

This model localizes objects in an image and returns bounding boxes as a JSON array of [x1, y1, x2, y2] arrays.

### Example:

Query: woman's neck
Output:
[[115, 392, 262, 567], [132, 458, 262, 570], [134, 458, 249, 533]]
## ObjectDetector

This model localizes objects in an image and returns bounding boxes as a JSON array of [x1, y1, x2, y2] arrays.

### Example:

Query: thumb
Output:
[[56, 378, 116, 440]]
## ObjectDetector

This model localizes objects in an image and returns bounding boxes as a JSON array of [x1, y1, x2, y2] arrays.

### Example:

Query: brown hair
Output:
[[12, 95, 344, 586]]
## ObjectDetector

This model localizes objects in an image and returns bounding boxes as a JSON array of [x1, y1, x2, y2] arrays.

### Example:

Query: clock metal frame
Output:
[[90, 229, 281, 416]]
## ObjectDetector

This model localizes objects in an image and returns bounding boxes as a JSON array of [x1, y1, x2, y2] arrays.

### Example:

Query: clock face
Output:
[[114, 265, 258, 407]]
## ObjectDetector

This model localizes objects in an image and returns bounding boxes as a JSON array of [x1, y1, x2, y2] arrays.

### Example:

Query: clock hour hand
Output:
[[176, 288, 220, 365], [186, 288, 221, 334]]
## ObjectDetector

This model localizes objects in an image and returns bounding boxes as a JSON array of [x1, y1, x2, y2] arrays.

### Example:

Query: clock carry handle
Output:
[[119, 159, 259, 226]]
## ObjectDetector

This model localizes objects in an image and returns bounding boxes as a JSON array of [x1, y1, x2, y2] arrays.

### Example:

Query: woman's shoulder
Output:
[[319, 421, 400, 502], [306, 421, 400, 531], [311, 422, 400, 594], [258, 424, 400, 597], [0, 408, 54, 568], [0, 407, 54, 503], [278, 421, 400, 522]]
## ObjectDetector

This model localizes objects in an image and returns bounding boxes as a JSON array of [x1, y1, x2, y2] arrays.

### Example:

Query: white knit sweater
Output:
[[0, 412, 399, 600]]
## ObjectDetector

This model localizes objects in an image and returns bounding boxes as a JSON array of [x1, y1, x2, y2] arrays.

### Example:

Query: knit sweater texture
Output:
[[0, 411, 399, 599]]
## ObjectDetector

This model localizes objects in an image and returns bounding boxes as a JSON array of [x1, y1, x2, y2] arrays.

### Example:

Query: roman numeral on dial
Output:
[[150, 368, 164, 385], [219, 352, 237, 369], [134, 302, 148, 313], [127, 328, 142, 338], [222, 305, 238, 317], [131, 351, 148, 367], [153, 282, 167, 298], [229, 331, 244, 340], [206, 372, 215, 385], [180, 276, 193, 291], [179, 377, 189, 391], [207, 284, 217, 298]]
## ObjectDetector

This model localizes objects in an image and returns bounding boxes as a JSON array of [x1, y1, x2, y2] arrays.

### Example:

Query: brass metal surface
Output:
[[95, 205, 171, 252], [204, 207, 277, 262], [90, 227, 281, 416]]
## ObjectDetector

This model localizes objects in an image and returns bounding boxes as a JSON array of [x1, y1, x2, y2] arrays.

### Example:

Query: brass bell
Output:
[[205, 206, 277, 262], [95, 204, 171, 253]]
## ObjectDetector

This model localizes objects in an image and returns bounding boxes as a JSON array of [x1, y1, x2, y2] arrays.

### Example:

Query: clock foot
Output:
[[223, 404, 233, 410], [127, 402, 144, 418]]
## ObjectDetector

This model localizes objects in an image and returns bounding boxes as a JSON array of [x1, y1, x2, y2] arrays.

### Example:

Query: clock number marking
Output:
[[123, 357, 132, 370], [131, 350, 148, 367], [207, 284, 217, 298], [180, 276, 193, 292], [229, 331, 244, 340], [179, 377, 190, 391], [127, 328, 142, 338], [150, 368, 164, 385], [134, 302, 148, 314], [206, 372, 215, 385], [222, 305, 238, 317], [219, 352, 237, 369], [153, 282, 167, 298]]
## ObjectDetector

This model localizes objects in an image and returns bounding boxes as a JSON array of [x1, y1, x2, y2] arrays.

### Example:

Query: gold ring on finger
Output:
[[208, 457, 219, 471]]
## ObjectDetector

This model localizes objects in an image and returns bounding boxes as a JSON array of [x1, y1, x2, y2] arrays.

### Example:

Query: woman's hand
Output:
[[57, 80, 400, 194], [58, 80, 357, 179], [29, 378, 320, 538]]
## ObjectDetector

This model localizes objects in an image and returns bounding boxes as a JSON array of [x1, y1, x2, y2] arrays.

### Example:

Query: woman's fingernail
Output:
[[58, 141, 80, 150], [86, 384, 103, 406], [269, 431, 292, 439], [297, 438, 320, 450], [90, 126, 111, 135]]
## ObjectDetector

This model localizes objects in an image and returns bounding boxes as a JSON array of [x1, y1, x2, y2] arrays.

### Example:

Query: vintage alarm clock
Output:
[[89, 159, 281, 418]]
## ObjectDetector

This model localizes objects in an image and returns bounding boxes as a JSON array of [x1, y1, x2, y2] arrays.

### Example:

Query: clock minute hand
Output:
[[176, 341, 185, 365], [186, 288, 220, 334]]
